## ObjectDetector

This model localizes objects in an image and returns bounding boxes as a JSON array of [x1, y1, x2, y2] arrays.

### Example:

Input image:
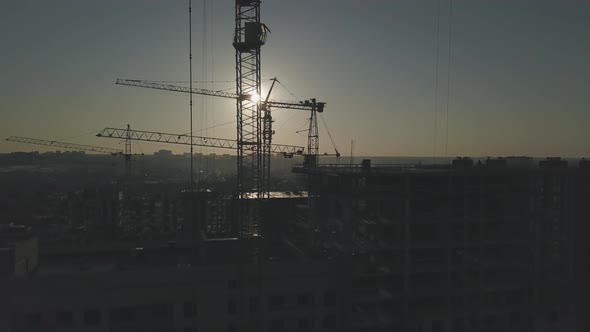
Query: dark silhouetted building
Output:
[[290, 157, 584, 332], [0, 224, 38, 277]]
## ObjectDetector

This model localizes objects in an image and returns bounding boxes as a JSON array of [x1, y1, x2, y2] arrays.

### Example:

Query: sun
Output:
[[249, 93, 260, 103]]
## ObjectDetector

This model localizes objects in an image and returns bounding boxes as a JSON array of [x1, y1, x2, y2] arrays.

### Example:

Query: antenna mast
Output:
[[189, 0, 194, 191]]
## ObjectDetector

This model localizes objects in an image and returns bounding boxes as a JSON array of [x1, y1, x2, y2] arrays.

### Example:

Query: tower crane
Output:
[[115, 76, 326, 237], [114, 1, 329, 241], [232, 0, 265, 239], [96, 126, 305, 157], [115, 79, 338, 226], [7, 127, 136, 180], [115, 79, 327, 167], [96, 126, 305, 244]]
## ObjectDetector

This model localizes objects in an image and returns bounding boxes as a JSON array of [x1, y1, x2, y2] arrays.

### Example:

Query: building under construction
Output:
[[1, 0, 587, 330], [2, 156, 589, 332], [287, 156, 587, 332]]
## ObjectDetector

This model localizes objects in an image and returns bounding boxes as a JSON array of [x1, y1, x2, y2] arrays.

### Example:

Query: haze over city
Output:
[[2, 0, 589, 157]]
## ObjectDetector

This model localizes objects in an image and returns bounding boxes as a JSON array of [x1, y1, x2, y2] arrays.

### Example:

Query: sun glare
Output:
[[250, 93, 260, 103]]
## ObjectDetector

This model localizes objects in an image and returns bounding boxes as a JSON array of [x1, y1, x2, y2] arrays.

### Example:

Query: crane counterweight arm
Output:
[[6, 136, 123, 155], [96, 127, 305, 156], [116, 79, 326, 112], [116, 79, 239, 99]]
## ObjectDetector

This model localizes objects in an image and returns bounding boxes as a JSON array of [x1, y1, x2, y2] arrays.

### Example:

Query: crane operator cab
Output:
[[234, 22, 269, 52], [233, 0, 269, 52], [238, 0, 258, 5]]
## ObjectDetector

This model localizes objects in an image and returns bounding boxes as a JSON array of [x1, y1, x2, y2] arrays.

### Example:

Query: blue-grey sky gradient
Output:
[[1, 0, 589, 157]]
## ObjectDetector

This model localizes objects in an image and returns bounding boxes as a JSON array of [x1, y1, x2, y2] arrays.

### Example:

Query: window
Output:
[[151, 304, 173, 320], [324, 291, 336, 306], [184, 302, 196, 318], [547, 310, 559, 323], [56, 311, 73, 328], [84, 309, 101, 326], [322, 315, 337, 329], [360, 328, 379, 332], [297, 293, 314, 307], [510, 312, 522, 324], [110, 307, 134, 325], [432, 319, 445, 332], [297, 317, 314, 329], [270, 295, 285, 310], [249, 297, 258, 313], [24, 313, 41, 327], [227, 300, 237, 315], [411, 321, 424, 332], [270, 319, 284, 331], [452, 318, 464, 332]]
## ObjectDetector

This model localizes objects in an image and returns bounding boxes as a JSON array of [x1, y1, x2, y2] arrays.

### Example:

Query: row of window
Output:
[[269, 291, 337, 309], [270, 315, 337, 330], [16, 292, 338, 329], [22, 307, 561, 331], [226, 315, 337, 332], [18, 309, 100, 328], [18, 304, 174, 328], [225, 292, 337, 316], [217, 292, 339, 317]]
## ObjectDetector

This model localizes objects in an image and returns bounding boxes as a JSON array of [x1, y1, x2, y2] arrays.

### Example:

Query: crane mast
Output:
[[306, 99, 320, 168], [233, 0, 265, 237], [261, 78, 278, 200], [124, 124, 132, 179]]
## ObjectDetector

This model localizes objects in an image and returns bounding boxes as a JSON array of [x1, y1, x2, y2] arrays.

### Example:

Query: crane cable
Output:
[[145, 79, 236, 84], [433, 0, 454, 162], [433, 0, 442, 162], [295, 118, 310, 134], [133, 141, 144, 155], [271, 80, 303, 131], [55, 124, 126, 142], [276, 80, 300, 100], [200, 0, 208, 177], [187, 2, 199, 332], [444, 0, 453, 159], [319, 113, 339, 156], [145, 78, 274, 84]]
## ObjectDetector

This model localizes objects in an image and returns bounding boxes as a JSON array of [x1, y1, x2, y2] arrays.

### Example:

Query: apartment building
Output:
[[290, 157, 584, 332]]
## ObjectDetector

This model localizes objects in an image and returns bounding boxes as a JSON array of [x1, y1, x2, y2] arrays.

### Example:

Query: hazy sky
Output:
[[1, 0, 589, 157]]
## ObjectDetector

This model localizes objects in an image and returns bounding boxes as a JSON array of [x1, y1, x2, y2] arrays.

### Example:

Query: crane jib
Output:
[[115, 79, 326, 112]]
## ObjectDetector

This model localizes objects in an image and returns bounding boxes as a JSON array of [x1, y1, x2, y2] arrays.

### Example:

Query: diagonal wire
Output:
[[319, 113, 339, 154], [444, 0, 454, 159], [55, 126, 120, 142], [277, 80, 300, 100], [134, 141, 144, 155], [144, 79, 236, 84], [433, 0, 442, 162], [294, 118, 310, 134], [180, 119, 236, 136]]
